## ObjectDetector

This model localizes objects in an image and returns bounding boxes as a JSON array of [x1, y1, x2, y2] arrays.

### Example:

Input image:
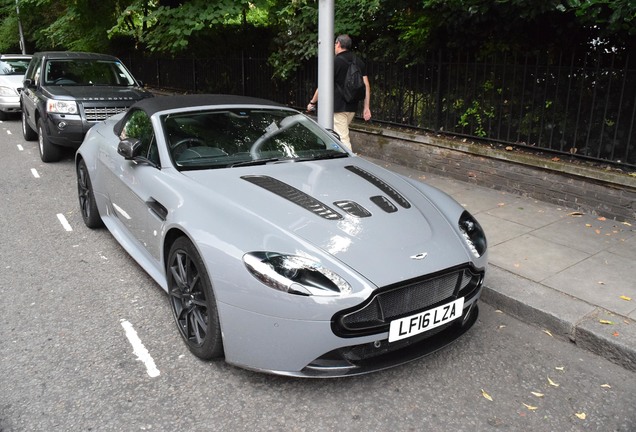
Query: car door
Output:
[[105, 110, 166, 262], [20, 57, 40, 129]]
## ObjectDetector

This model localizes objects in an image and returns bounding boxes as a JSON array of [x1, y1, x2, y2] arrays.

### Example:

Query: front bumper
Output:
[[43, 113, 90, 149], [0, 95, 20, 113], [217, 279, 482, 377]]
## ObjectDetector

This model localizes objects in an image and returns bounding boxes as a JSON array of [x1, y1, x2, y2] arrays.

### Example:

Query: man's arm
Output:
[[362, 76, 371, 121], [307, 89, 319, 112]]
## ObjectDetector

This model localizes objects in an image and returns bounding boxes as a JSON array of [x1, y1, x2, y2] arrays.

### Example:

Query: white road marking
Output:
[[31, 168, 40, 178], [7, 130, 12, 135], [120, 319, 160, 378], [17, 144, 23, 151], [56, 213, 73, 232]]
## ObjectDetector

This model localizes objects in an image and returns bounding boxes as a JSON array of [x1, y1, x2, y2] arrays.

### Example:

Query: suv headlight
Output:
[[243, 252, 352, 296], [459, 211, 487, 258], [46, 100, 78, 114]]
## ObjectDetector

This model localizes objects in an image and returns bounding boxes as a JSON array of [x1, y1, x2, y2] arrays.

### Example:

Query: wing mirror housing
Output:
[[117, 138, 142, 160]]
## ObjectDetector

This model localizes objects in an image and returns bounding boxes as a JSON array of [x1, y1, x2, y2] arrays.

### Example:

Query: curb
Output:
[[481, 265, 636, 372]]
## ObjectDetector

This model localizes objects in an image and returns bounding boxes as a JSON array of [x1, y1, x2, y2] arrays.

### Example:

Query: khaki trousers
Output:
[[333, 112, 356, 151]]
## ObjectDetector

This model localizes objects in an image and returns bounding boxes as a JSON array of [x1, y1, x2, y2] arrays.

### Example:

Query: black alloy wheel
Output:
[[76, 159, 104, 229], [167, 237, 223, 360], [38, 118, 62, 162]]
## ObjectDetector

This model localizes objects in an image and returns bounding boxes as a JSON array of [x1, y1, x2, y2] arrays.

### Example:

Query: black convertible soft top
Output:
[[131, 94, 285, 117]]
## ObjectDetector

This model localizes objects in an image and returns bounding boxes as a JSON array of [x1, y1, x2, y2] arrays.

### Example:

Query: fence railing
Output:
[[125, 51, 636, 169]]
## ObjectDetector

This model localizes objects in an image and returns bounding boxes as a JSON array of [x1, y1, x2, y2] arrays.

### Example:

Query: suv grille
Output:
[[84, 106, 129, 122], [332, 267, 483, 337]]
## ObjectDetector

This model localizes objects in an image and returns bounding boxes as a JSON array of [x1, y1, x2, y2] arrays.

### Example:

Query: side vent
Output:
[[334, 200, 372, 218], [370, 196, 398, 213], [345, 165, 411, 209], [242, 175, 343, 220]]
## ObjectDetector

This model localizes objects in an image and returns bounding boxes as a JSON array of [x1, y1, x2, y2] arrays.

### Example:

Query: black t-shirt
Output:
[[334, 51, 367, 113]]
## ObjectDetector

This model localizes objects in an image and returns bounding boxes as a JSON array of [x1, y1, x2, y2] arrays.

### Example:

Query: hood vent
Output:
[[334, 200, 372, 218], [242, 175, 343, 220], [370, 195, 398, 213], [345, 166, 411, 209]]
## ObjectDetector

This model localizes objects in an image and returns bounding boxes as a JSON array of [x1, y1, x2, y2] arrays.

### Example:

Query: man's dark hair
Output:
[[335, 34, 352, 50]]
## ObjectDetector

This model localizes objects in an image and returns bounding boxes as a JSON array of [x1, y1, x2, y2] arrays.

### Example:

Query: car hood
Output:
[[182, 158, 471, 286], [44, 85, 151, 101]]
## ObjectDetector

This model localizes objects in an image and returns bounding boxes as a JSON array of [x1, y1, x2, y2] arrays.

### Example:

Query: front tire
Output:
[[76, 159, 104, 229], [167, 237, 223, 360], [38, 118, 62, 162], [22, 111, 36, 141]]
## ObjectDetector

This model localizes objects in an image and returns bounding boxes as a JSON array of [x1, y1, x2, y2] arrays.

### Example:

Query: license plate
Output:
[[388, 298, 464, 342]]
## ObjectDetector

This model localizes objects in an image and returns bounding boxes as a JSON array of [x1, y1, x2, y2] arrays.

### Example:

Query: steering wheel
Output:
[[171, 138, 205, 158], [53, 78, 76, 85]]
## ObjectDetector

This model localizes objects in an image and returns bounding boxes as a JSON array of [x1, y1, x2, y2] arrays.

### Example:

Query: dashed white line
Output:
[[120, 319, 161, 378], [56, 213, 73, 232], [30, 168, 40, 178], [17, 144, 23, 151], [6, 130, 12, 135]]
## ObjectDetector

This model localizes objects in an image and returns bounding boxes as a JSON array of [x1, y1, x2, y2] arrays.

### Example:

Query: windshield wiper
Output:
[[229, 157, 280, 167]]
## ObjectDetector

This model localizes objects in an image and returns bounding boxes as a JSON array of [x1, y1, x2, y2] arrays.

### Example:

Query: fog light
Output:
[[58, 121, 67, 130]]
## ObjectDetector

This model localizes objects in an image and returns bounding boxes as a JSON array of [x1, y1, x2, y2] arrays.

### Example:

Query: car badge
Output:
[[410, 252, 428, 260]]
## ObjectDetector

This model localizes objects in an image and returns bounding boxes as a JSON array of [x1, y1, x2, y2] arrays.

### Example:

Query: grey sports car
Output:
[[75, 94, 487, 377]]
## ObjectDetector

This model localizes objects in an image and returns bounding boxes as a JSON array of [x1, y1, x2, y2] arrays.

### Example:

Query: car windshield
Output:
[[44, 59, 136, 86], [162, 108, 348, 170], [0, 59, 30, 76]]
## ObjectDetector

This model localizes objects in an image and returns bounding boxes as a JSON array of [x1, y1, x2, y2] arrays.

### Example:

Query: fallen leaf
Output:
[[623, 221, 632, 226], [595, 229, 601, 234], [568, 211, 584, 217], [505, 146, 514, 151], [551, 157, 560, 162], [481, 389, 493, 401], [498, 203, 506, 207], [597, 217, 607, 221], [598, 281, 605, 285], [498, 325, 506, 329], [523, 403, 538, 411], [575, 412, 586, 420], [599, 320, 614, 325], [555, 366, 565, 371], [543, 329, 553, 337], [495, 310, 503, 314], [548, 377, 560, 387], [585, 224, 592, 227], [619, 295, 632, 301], [531, 392, 544, 397], [601, 384, 611, 389], [613, 331, 620, 337]]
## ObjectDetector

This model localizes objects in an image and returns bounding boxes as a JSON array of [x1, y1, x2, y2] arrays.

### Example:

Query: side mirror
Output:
[[117, 137, 142, 160], [23, 78, 33, 88]]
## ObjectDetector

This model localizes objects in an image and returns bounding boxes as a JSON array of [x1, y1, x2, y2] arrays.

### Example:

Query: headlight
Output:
[[459, 211, 487, 258], [243, 252, 352, 296], [46, 100, 78, 114], [0, 86, 17, 97]]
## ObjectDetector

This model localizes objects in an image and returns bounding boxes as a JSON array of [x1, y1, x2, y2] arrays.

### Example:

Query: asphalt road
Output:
[[1, 115, 635, 432]]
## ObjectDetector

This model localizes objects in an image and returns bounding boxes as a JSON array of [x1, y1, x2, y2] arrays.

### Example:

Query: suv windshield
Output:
[[0, 59, 30, 76], [162, 108, 348, 170], [44, 59, 136, 86]]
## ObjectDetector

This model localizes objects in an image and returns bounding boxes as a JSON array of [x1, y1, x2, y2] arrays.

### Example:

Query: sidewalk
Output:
[[369, 157, 636, 372]]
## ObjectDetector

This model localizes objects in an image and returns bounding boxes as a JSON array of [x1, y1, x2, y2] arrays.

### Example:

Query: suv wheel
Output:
[[22, 111, 37, 141], [38, 119, 62, 162]]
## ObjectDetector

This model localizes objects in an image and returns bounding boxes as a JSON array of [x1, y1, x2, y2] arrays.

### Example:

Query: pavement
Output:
[[368, 157, 636, 372]]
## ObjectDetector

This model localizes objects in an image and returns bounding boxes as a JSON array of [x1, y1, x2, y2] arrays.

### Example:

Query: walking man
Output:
[[307, 34, 372, 151]]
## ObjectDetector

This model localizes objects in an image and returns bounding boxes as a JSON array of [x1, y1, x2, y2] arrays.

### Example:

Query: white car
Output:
[[76, 94, 488, 377], [0, 54, 31, 120]]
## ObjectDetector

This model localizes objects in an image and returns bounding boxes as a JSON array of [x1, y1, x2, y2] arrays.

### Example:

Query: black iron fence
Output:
[[125, 50, 636, 169]]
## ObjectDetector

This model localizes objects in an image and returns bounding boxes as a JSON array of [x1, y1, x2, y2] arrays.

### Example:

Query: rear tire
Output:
[[76, 159, 104, 229], [167, 237, 223, 360], [38, 118, 62, 162], [22, 111, 36, 141]]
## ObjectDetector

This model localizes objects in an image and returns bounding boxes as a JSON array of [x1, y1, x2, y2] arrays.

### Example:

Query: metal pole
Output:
[[16, 0, 26, 54], [317, 0, 334, 129]]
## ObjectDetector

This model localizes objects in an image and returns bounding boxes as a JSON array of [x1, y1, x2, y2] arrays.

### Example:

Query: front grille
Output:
[[333, 267, 483, 337], [83, 106, 129, 122]]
